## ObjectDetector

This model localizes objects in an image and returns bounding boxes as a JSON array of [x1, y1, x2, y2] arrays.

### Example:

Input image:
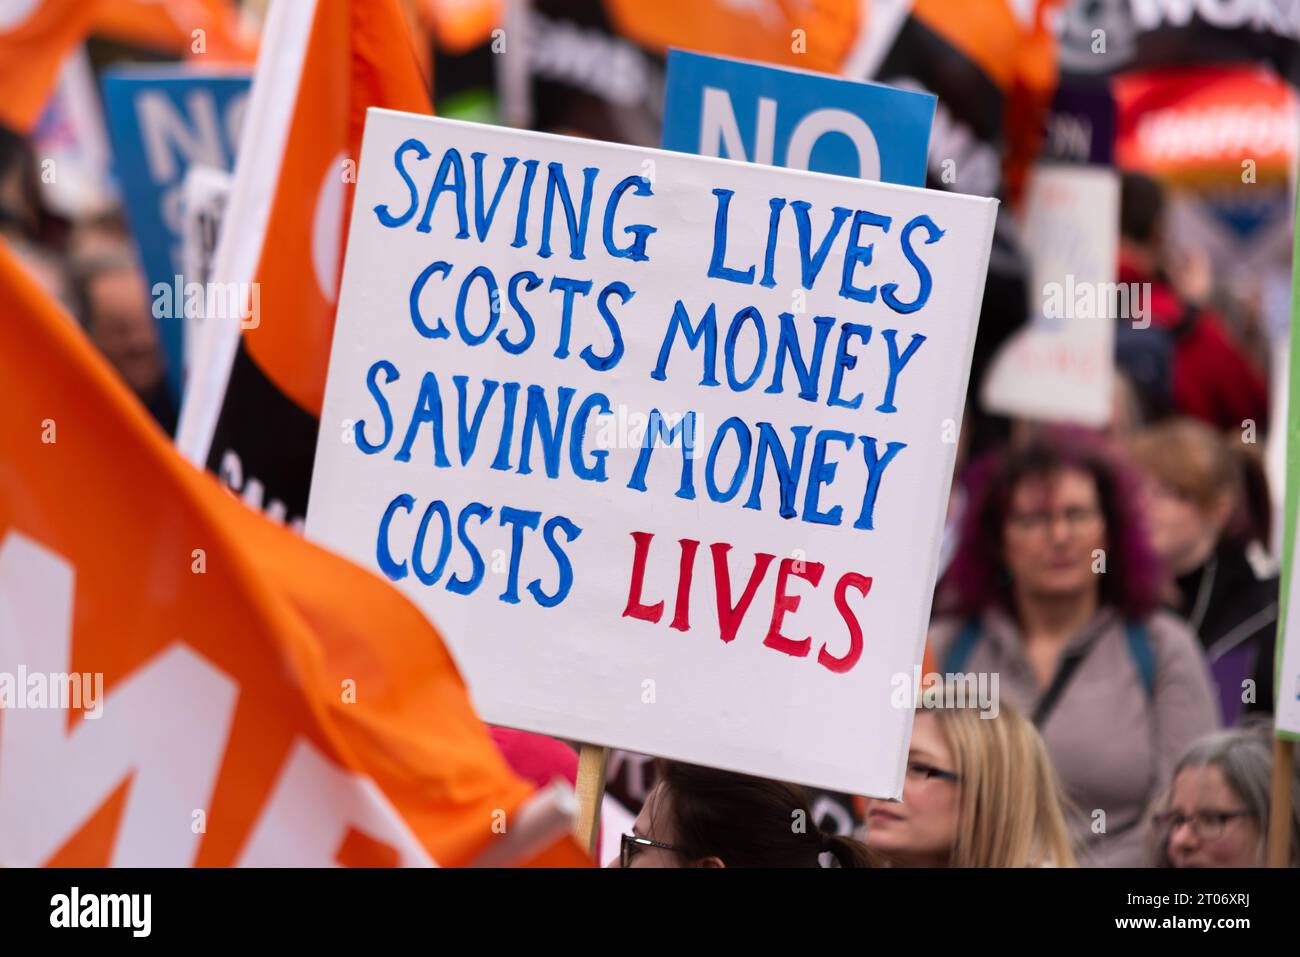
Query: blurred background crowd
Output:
[[3, 0, 1300, 867]]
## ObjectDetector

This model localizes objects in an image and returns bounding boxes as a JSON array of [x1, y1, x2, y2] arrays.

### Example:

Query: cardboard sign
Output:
[[981, 164, 1119, 427], [662, 49, 934, 186], [102, 66, 250, 400], [306, 110, 997, 796]]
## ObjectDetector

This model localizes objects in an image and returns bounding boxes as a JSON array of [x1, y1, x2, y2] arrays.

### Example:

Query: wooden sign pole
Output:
[[1267, 736, 1295, 867], [573, 743, 610, 860]]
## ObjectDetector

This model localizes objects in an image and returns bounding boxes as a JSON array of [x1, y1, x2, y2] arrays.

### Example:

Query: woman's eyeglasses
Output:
[[905, 761, 959, 784], [620, 832, 679, 868], [1006, 506, 1102, 535], [1153, 809, 1252, 840]]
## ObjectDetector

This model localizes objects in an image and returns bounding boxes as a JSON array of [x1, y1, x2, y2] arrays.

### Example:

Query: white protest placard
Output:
[[981, 164, 1119, 426], [306, 109, 998, 797]]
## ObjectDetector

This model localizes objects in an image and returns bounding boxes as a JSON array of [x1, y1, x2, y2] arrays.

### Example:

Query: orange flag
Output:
[[0, 240, 587, 867], [0, 0, 254, 136], [0, 0, 105, 134], [603, 0, 862, 75], [911, 0, 1061, 207], [419, 0, 500, 55], [92, 0, 257, 62], [177, 0, 433, 531]]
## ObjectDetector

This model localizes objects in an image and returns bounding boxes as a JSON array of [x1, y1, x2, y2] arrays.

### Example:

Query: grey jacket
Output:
[[930, 605, 1219, 867]]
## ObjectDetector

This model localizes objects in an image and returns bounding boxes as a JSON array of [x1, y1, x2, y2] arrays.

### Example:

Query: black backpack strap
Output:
[[1031, 647, 1089, 728], [1033, 621, 1130, 727]]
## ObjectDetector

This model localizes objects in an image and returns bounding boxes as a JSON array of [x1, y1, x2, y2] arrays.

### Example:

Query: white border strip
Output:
[[840, 0, 914, 82], [175, 0, 320, 465]]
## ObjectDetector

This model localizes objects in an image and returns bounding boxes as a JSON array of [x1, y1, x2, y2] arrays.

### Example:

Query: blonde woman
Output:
[[1129, 418, 1278, 723], [862, 689, 1076, 867]]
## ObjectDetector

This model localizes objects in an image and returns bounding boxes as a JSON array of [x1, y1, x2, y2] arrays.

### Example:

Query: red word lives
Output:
[[620, 531, 872, 674]]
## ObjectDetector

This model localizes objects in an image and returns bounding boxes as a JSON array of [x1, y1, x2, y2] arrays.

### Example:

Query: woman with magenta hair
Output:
[[929, 429, 1219, 867]]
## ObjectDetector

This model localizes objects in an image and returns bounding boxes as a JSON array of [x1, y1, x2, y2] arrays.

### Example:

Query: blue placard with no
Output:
[[102, 66, 251, 401], [662, 49, 934, 187]]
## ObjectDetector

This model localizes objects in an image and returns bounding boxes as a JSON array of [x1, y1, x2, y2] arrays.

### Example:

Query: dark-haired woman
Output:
[[611, 760, 876, 868], [930, 429, 1218, 866]]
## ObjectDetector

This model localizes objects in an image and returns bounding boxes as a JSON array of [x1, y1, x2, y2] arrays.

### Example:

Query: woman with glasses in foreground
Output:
[[1152, 726, 1300, 867], [611, 760, 877, 867], [862, 692, 1077, 867], [930, 430, 1218, 865]]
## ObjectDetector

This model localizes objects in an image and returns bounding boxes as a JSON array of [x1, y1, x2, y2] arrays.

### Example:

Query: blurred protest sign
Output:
[[175, 0, 431, 535], [31, 47, 116, 220], [1040, 80, 1116, 168], [661, 49, 933, 186], [305, 109, 998, 798], [0, 241, 585, 868], [980, 164, 1119, 427], [1054, 0, 1300, 85], [1114, 67, 1297, 188], [179, 164, 233, 378], [1114, 66, 1298, 292], [102, 66, 250, 403]]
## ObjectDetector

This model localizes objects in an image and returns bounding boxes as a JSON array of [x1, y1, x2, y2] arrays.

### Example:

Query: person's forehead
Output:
[[85, 263, 144, 304], [1172, 765, 1234, 805], [1012, 468, 1095, 502], [908, 713, 950, 761]]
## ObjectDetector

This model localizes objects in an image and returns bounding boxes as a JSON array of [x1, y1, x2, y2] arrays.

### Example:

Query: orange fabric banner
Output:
[[603, 0, 861, 76], [0, 0, 104, 134], [0, 241, 587, 867], [242, 0, 432, 418], [92, 0, 257, 61]]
